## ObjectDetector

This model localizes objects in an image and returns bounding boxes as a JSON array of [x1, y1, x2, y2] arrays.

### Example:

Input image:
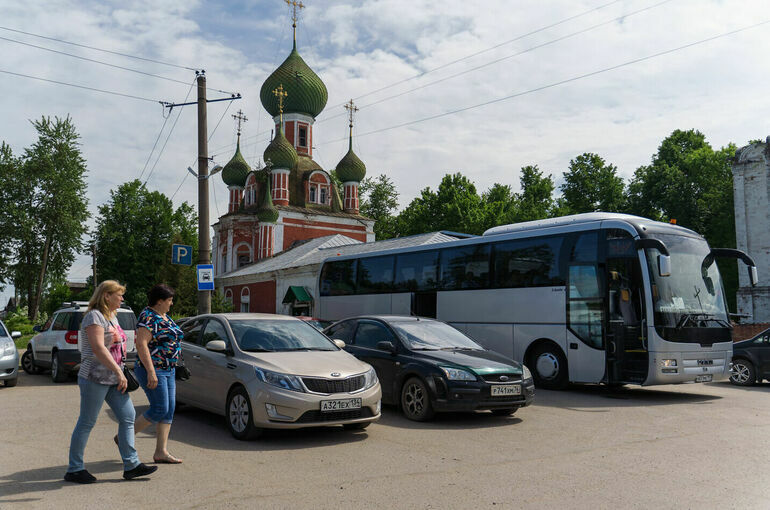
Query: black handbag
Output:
[[175, 358, 191, 381], [123, 365, 140, 392]]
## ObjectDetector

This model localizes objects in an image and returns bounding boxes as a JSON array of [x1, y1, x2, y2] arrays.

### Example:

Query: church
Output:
[[212, 7, 381, 315]]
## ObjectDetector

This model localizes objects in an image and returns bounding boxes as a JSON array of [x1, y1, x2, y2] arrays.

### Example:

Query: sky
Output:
[[1, 0, 769, 305]]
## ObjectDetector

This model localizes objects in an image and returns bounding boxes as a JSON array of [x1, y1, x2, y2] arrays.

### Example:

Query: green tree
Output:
[[560, 153, 625, 214], [95, 180, 197, 313], [359, 174, 399, 240], [0, 143, 21, 286], [19, 116, 89, 319], [626, 129, 738, 309], [517, 165, 556, 221]]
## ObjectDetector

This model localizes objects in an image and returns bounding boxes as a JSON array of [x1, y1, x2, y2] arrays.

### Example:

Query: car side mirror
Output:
[[658, 254, 671, 277], [32, 325, 41, 332], [11, 331, 21, 339], [332, 339, 345, 349], [205, 339, 228, 353], [377, 341, 397, 354]]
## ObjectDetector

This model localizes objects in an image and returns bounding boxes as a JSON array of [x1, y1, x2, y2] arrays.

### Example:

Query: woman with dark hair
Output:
[[131, 284, 184, 464]]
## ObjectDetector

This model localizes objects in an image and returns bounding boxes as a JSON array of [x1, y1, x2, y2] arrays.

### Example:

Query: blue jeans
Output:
[[68, 377, 140, 473], [134, 364, 176, 424]]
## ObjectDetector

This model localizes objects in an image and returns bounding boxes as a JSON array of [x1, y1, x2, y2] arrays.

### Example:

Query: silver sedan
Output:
[[177, 314, 381, 440], [0, 320, 21, 387]]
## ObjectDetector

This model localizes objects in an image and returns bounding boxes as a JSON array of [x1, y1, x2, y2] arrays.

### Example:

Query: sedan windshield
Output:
[[390, 321, 483, 350], [229, 320, 338, 352]]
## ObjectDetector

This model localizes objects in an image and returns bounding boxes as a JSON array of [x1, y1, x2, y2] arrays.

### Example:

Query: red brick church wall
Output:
[[282, 217, 367, 250], [227, 280, 276, 313]]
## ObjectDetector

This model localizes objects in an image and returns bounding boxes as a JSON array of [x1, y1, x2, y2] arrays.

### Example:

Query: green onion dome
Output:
[[263, 125, 298, 170], [260, 45, 328, 119], [335, 138, 366, 183], [256, 178, 279, 223], [221, 141, 251, 187]]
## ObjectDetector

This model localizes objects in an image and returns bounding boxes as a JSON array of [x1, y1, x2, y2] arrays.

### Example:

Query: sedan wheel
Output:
[[730, 359, 755, 386], [226, 387, 261, 440], [401, 377, 435, 422]]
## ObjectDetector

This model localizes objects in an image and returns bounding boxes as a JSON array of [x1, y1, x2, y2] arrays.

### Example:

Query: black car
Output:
[[730, 328, 770, 386], [324, 315, 534, 421]]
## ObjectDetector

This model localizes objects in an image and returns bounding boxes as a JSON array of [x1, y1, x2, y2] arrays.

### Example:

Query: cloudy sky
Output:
[[1, 0, 768, 302]]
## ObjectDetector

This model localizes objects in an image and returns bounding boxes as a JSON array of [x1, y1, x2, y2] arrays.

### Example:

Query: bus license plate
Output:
[[491, 385, 521, 397], [321, 398, 362, 412], [695, 375, 712, 383]]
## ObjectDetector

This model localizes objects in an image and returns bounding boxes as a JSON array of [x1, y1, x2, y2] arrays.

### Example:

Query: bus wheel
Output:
[[531, 344, 568, 390]]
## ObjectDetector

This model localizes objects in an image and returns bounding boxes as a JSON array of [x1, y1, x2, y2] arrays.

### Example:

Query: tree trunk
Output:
[[31, 234, 51, 322]]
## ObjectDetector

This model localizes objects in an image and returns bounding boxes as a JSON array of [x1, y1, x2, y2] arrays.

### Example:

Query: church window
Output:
[[309, 184, 317, 203], [221, 249, 228, 273], [320, 186, 328, 205], [240, 287, 250, 313], [298, 126, 307, 147]]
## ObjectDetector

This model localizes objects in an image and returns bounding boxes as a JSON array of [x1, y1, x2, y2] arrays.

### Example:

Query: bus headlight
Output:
[[660, 359, 677, 368], [440, 366, 476, 381]]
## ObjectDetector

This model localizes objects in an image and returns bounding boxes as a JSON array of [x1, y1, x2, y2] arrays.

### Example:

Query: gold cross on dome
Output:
[[232, 109, 248, 136], [285, 0, 305, 26], [344, 99, 359, 128], [273, 84, 288, 114]]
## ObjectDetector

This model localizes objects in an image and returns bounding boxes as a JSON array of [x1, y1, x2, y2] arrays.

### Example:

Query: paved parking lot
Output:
[[1, 367, 769, 509]]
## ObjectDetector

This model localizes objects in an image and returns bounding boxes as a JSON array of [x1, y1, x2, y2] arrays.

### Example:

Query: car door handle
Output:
[[192, 355, 201, 360], [226, 363, 237, 370]]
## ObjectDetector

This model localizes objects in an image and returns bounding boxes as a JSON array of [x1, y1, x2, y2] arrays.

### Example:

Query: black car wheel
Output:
[[21, 349, 41, 375], [530, 343, 569, 390], [730, 359, 755, 386], [226, 386, 262, 440], [51, 351, 69, 383], [401, 377, 435, 422], [491, 408, 518, 416]]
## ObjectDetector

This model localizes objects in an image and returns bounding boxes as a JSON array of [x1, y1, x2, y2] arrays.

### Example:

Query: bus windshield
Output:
[[646, 233, 730, 342]]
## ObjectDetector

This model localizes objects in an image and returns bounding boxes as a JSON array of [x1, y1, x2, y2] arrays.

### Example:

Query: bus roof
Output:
[[482, 212, 699, 238]]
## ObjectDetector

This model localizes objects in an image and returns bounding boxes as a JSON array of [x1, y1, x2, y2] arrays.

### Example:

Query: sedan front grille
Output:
[[295, 407, 373, 423], [481, 373, 521, 383], [302, 375, 365, 394]]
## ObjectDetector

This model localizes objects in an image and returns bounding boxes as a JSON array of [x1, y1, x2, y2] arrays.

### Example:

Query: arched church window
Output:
[[320, 186, 328, 205], [240, 287, 250, 313], [224, 289, 233, 304], [298, 125, 308, 147], [309, 184, 317, 203], [236, 243, 252, 268]]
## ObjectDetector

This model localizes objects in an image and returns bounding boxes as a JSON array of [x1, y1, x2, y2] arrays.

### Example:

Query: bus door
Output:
[[604, 230, 648, 384], [566, 231, 606, 383]]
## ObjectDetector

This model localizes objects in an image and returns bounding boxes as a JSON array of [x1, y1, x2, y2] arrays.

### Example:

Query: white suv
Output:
[[21, 302, 137, 382]]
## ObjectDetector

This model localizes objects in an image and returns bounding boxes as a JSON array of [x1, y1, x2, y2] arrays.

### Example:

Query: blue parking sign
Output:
[[172, 244, 193, 265], [197, 264, 215, 291]]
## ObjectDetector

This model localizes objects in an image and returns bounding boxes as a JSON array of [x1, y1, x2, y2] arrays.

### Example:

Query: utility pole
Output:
[[91, 243, 97, 288], [163, 71, 241, 315], [197, 72, 211, 315]]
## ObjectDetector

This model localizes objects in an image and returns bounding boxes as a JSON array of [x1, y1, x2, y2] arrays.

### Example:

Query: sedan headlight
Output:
[[522, 365, 533, 382], [1, 338, 15, 357], [362, 367, 378, 390], [440, 366, 476, 381], [255, 367, 305, 392]]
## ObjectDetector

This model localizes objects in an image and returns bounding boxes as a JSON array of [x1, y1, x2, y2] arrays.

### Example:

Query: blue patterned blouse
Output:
[[136, 307, 183, 370]]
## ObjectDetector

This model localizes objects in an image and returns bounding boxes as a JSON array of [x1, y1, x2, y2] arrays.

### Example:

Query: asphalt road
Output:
[[1, 367, 769, 509]]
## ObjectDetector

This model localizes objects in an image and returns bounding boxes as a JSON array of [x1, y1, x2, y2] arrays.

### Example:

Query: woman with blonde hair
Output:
[[64, 280, 157, 483]]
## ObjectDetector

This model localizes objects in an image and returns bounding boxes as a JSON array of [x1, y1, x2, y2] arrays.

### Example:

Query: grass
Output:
[[14, 334, 33, 350]]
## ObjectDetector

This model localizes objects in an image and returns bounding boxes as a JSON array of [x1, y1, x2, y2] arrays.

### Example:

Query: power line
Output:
[[0, 35, 194, 86], [321, 0, 625, 114], [0, 24, 198, 71], [138, 105, 174, 182], [318, 0, 674, 126], [319, 20, 770, 145], [0, 68, 162, 103]]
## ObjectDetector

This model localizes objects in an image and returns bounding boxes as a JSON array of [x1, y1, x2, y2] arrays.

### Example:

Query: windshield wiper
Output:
[[242, 348, 272, 352], [412, 347, 440, 351], [675, 313, 730, 329]]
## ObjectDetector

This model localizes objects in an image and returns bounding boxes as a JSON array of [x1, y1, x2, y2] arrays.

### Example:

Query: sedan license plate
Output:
[[695, 374, 713, 383], [321, 398, 362, 412], [491, 384, 521, 397]]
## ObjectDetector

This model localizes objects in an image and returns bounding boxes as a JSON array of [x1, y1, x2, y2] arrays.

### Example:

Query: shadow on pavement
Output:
[[105, 404, 372, 452], [0, 460, 150, 502], [533, 384, 723, 410], [3, 371, 77, 388], [374, 405, 523, 430]]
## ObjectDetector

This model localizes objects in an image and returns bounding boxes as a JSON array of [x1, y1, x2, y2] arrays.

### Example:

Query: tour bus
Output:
[[318, 213, 758, 389]]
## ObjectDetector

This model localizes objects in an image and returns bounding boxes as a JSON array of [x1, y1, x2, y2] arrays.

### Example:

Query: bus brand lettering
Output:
[[697, 360, 713, 366]]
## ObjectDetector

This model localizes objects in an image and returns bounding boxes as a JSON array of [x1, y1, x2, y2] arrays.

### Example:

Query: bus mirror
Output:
[[750, 266, 759, 286], [704, 276, 715, 295], [658, 255, 671, 277]]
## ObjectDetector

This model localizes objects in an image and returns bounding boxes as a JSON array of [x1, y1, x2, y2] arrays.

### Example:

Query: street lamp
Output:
[[187, 164, 223, 180]]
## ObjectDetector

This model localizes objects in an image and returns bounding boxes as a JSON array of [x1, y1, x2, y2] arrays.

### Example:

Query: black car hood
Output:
[[412, 348, 522, 375]]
